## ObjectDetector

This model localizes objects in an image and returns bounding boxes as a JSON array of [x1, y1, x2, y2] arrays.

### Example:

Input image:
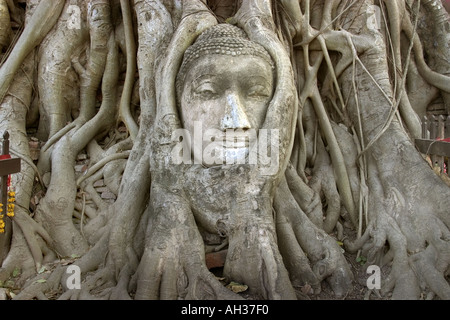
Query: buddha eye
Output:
[[247, 85, 270, 98], [193, 83, 217, 100]]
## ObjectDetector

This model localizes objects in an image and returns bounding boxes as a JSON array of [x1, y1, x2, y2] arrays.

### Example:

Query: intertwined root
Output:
[[344, 194, 450, 300], [135, 244, 241, 300], [275, 177, 354, 298], [104, 166, 355, 301], [2, 0, 450, 301], [9, 168, 449, 301], [133, 187, 241, 300]]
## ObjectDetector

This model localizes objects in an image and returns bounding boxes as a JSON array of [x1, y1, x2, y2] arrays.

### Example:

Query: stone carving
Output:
[[176, 23, 276, 168]]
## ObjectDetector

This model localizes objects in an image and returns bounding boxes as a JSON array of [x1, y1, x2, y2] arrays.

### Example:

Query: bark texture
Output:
[[0, 0, 449, 300]]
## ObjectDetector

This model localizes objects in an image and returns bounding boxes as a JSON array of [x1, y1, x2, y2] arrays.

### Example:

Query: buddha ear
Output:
[[155, 1, 217, 141]]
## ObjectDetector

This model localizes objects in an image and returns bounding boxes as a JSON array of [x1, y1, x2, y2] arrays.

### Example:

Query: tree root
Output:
[[118, 0, 138, 140], [285, 164, 322, 230], [307, 137, 342, 231], [344, 153, 450, 300], [133, 184, 241, 300], [274, 176, 354, 298], [0, 0, 12, 53], [76, 151, 130, 187], [13, 265, 64, 300], [276, 212, 321, 299], [0, 0, 66, 102]]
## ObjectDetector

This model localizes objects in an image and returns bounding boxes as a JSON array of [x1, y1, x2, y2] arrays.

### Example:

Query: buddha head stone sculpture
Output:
[[175, 24, 276, 167], [145, 23, 297, 299]]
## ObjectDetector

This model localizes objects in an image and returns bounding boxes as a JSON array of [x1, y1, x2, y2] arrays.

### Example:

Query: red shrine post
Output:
[[0, 131, 21, 264]]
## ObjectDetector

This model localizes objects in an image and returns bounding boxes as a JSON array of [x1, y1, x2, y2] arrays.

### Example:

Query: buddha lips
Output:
[[170, 123, 280, 175]]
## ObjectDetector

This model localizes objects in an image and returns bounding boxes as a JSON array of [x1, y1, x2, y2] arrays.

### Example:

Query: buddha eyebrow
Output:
[[191, 74, 218, 86], [242, 75, 272, 85]]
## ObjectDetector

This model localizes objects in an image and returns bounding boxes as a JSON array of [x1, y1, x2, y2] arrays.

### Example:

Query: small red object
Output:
[[0, 154, 12, 186]]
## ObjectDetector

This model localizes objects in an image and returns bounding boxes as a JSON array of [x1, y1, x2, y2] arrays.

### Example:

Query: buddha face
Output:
[[179, 54, 274, 166]]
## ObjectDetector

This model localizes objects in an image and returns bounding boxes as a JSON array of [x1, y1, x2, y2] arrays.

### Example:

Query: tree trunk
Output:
[[0, 0, 449, 300]]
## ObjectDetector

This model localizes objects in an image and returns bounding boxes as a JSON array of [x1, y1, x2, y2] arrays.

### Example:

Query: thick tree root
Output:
[[344, 155, 450, 300], [274, 177, 354, 298], [133, 184, 241, 300]]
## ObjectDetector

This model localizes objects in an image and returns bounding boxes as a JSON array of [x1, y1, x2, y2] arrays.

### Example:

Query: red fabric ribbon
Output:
[[0, 154, 12, 186]]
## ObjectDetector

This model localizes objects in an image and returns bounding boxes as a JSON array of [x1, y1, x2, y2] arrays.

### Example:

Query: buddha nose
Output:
[[220, 93, 251, 130]]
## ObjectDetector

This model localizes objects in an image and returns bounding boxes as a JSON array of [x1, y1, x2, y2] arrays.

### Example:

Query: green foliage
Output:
[[356, 255, 367, 265]]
